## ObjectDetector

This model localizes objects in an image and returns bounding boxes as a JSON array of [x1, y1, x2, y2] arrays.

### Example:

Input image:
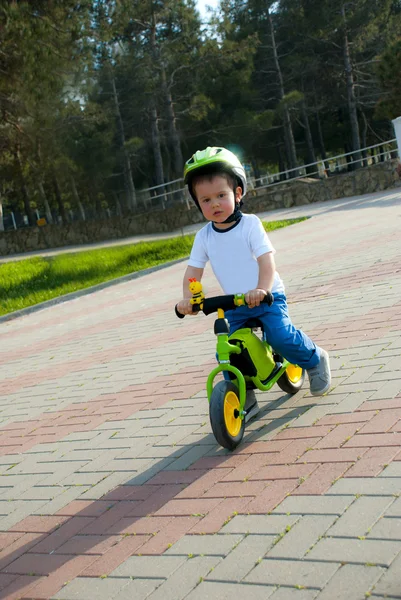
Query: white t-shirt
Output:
[[188, 213, 285, 295]]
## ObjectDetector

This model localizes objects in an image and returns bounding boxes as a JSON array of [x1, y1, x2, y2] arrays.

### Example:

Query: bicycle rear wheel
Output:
[[276, 362, 305, 394]]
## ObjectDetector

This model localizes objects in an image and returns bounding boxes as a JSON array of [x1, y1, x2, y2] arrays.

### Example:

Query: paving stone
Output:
[[267, 515, 336, 558], [80, 534, 150, 577], [272, 495, 354, 515], [328, 393, 373, 414], [379, 462, 401, 477], [163, 445, 214, 471], [293, 461, 354, 495], [269, 589, 317, 600], [19, 485, 67, 501], [165, 533, 243, 556], [0, 574, 44, 599], [385, 497, 401, 517], [142, 556, 221, 600], [184, 581, 277, 600], [0, 501, 50, 531], [2, 193, 401, 600], [108, 578, 162, 600], [368, 516, 401, 540], [290, 404, 337, 427], [31, 487, 84, 515], [345, 446, 400, 477], [110, 555, 186, 578], [52, 576, 132, 600], [204, 534, 276, 581], [118, 458, 176, 486], [372, 551, 401, 597], [244, 558, 340, 588], [314, 564, 385, 600], [189, 497, 252, 535], [222, 514, 300, 534], [369, 380, 401, 400], [306, 537, 401, 566], [29, 516, 95, 553], [80, 472, 139, 500], [55, 533, 120, 556], [245, 479, 299, 514], [326, 477, 401, 496], [327, 496, 394, 537]]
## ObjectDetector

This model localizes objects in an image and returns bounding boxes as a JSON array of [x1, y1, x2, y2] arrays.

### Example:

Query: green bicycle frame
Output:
[[206, 309, 290, 419]]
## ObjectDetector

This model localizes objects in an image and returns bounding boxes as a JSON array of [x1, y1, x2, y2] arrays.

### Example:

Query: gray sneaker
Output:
[[244, 389, 260, 423], [307, 348, 331, 396]]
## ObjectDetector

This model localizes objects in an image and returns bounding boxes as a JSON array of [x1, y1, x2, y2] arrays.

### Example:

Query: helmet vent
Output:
[[187, 157, 195, 164]]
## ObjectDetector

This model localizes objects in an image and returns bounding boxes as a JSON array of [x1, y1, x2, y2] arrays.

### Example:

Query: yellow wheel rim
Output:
[[286, 364, 303, 383], [224, 391, 242, 437]]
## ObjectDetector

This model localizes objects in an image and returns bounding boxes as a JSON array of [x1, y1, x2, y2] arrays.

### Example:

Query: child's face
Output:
[[194, 175, 242, 228]]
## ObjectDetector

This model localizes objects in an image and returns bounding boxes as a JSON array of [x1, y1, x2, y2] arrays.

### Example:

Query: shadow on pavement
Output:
[[0, 391, 314, 598]]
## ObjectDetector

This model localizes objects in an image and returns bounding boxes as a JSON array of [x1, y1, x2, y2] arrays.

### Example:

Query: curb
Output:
[[0, 257, 188, 325]]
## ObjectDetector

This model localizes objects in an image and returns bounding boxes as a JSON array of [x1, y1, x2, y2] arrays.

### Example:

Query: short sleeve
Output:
[[249, 216, 275, 258], [188, 229, 209, 268]]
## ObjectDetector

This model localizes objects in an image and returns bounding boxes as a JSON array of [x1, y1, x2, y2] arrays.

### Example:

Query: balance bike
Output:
[[175, 281, 305, 451]]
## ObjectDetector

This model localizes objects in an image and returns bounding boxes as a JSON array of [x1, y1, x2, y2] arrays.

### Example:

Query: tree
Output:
[[0, 0, 92, 223], [375, 39, 401, 120]]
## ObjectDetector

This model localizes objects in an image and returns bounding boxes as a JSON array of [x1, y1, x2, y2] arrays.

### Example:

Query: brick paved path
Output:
[[1, 190, 401, 599]]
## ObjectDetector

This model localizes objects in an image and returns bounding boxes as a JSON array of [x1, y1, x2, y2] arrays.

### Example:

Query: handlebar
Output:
[[175, 291, 274, 319]]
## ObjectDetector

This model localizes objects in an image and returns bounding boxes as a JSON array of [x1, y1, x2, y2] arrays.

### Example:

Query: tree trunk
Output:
[[113, 191, 122, 216], [315, 110, 329, 172], [70, 175, 85, 221], [0, 196, 4, 232], [148, 15, 167, 206], [389, 121, 398, 159], [301, 101, 317, 175], [277, 143, 287, 181], [342, 4, 362, 170], [268, 9, 298, 176], [95, 195, 102, 218], [52, 174, 68, 223], [150, 103, 166, 207], [21, 179, 35, 226], [161, 68, 183, 178], [16, 150, 35, 226], [38, 182, 53, 224], [111, 76, 137, 211], [361, 112, 368, 167], [251, 158, 261, 186]]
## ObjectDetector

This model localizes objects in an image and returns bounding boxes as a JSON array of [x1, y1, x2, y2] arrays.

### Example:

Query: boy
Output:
[[177, 146, 331, 420]]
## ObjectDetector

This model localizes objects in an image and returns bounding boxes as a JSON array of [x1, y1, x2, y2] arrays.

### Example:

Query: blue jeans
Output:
[[225, 293, 320, 370]]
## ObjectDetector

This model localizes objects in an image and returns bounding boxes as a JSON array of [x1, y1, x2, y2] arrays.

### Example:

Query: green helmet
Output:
[[184, 147, 247, 207]]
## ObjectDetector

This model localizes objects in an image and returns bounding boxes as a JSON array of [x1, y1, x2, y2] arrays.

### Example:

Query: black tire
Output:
[[276, 363, 305, 394], [209, 380, 245, 451]]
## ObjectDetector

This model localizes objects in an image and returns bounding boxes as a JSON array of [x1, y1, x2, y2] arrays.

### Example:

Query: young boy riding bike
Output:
[[176, 146, 331, 420]]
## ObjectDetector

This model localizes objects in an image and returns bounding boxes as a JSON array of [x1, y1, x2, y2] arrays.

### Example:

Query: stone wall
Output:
[[1, 159, 399, 257]]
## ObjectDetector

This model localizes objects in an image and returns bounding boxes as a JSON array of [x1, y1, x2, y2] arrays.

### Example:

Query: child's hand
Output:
[[176, 298, 197, 316], [245, 288, 267, 308]]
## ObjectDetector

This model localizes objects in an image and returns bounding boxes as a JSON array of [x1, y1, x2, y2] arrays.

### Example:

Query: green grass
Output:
[[262, 217, 307, 233], [0, 217, 307, 316]]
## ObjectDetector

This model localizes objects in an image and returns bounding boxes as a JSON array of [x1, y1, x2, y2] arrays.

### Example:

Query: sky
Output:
[[196, 0, 220, 20]]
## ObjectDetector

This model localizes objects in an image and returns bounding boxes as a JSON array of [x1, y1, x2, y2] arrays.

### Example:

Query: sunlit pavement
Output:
[[0, 189, 400, 599]]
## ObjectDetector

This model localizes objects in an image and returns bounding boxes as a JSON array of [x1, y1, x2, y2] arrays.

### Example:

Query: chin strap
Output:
[[215, 200, 243, 224]]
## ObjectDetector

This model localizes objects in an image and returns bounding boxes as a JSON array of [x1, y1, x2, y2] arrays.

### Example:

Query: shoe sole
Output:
[[310, 381, 331, 396]]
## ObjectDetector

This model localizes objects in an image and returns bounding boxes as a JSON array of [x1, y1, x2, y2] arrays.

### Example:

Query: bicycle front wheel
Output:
[[209, 380, 245, 451]]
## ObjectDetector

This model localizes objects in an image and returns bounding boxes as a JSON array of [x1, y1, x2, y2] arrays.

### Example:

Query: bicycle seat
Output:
[[243, 317, 264, 330]]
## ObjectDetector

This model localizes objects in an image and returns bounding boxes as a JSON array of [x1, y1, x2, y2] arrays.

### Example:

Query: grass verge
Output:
[[0, 217, 307, 316]]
